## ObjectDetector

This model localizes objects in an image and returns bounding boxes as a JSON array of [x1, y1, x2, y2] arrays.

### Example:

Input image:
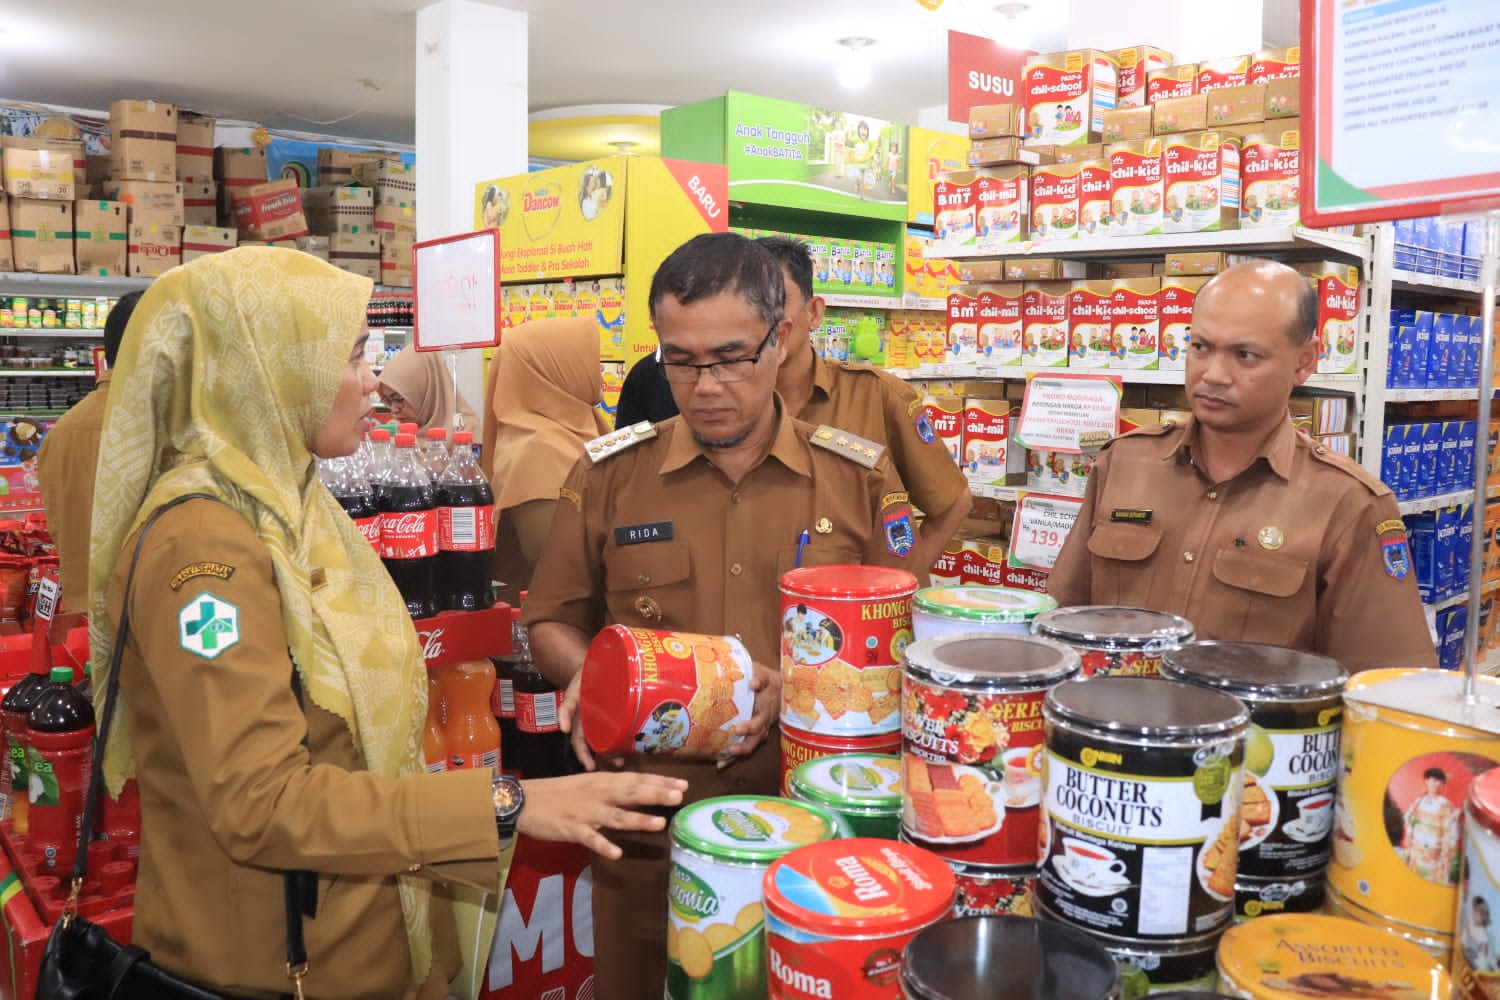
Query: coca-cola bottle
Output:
[[378, 433, 438, 619], [327, 452, 381, 550], [366, 428, 394, 506], [435, 431, 495, 612], [420, 428, 449, 481], [509, 605, 570, 778]]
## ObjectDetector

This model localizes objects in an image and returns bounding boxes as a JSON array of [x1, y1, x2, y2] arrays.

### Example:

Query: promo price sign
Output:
[[1014, 373, 1122, 453], [413, 229, 502, 351], [1301, 0, 1500, 224], [1008, 493, 1083, 572]]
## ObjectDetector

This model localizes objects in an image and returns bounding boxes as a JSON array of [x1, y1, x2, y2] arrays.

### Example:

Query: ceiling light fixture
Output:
[[835, 36, 876, 90], [611, 140, 640, 155], [991, 3, 1033, 47]]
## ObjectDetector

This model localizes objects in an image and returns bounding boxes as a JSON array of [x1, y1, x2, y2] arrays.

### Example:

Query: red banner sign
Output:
[[947, 30, 1034, 124], [482, 836, 595, 1000]]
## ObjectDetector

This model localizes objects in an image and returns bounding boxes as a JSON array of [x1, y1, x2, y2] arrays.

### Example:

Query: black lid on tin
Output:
[[1159, 642, 1347, 700], [1045, 677, 1250, 739], [1032, 606, 1195, 651], [901, 915, 1120, 1000], [904, 633, 1081, 690]]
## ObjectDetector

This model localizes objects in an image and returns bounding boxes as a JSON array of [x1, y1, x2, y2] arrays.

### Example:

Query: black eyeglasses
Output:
[[657, 324, 777, 385]]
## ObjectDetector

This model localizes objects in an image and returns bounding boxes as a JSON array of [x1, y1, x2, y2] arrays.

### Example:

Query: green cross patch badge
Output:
[[177, 592, 241, 660]]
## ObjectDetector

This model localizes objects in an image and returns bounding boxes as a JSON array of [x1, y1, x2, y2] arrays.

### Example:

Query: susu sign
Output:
[[948, 30, 1034, 123]]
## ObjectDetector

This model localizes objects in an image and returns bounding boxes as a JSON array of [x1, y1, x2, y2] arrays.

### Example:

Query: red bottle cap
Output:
[[395, 433, 416, 447], [426, 428, 447, 440], [453, 431, 473, 445]]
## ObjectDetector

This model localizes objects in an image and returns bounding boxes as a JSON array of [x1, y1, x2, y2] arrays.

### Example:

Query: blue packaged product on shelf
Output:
[[1436, 505, 1462, 599], [1454, 315, 1477, 387], [1439, 421, 1461, 494], [1388, 322, 1411, 388], [1465, 315, 1484, 383], [1381, 424, 1406, 496], [1407, 512, 1438, 603], [1400, 423, 1423, 499], [1429, 313, 1456, 388], [1394, 218, 1416, 245], [1438, 605, 1468, 672], [1419, 422, 1443, 498], [1457, 503, 1475, 601], [1460, 420, 1479, 488], [1441, 220, 1465, 255], [1393, 310, 1434, 388], [1464, 221, 1483, 258]]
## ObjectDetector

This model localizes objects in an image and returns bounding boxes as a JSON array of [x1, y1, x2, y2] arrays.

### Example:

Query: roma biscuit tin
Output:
[[763, 838, 955, 999], [781, 728, 901, 796], [1108, 936, 1222, 1000], [1328, 668, 1500, 941], [1234, 875, 1326, 923], [1040, 677, 1249, 942], [780, 566, 918, 737], [901, 915, 1121, 1000], [911, 585, 1057, 642], [1032, 605, 1195, 677], [1215, 914, 1452, 999], [787, 753, 902, 840], [666, 795, 841, 1000], [943, 856, 1037, 917], [580, 626, 755, 758], [1454, 767, 1500, 999], [901, 633, 1080, 866], [1160, 643, 1346, 879]]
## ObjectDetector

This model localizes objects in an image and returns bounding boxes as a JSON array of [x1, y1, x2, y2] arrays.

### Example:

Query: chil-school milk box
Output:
[[1109, 277, 1160, 370]]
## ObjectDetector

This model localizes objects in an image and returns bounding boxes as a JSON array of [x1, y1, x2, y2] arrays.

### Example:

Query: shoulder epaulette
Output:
[[583, 421, 656, 464], [810, 424, 885, 469], [1101, 419, 1180, 453], [1307, 437, 1392, 498]]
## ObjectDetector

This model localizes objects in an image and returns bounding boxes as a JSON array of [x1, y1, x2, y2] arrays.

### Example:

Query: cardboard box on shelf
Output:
[[381, 231, 415, 287], [301, 184, 376, 235], [375, 201, 416, 236], [11, 198, 74, 273], [1203, 84, 1267, 127], [967, 138, 1051, 167], [1, 138, 78, 200], [1238, 118, 1300, 228], [1101, 261, 1159, 279], [1021, 280, 1070, 368], [1153, 94, 1208, 135], [317, 148, 386, 185], [1052, 143, 1105, 164], [1161, 130, 1239, 233], [1265, 77, 1300, 119], [1030, 161, 1085, 242], [128, 211, 181, 277], [329, 231, 380, 280], [969, 103, 1024, 139], [947, 285, 981, 368], [1005, 257, 1087, 281], [237, 239, 297, 249], [961, 398, 1026, 489], [922, 393, 965, 465], [973, 167, 1030, 249], [232, 178, 309, 241], [1158, 274, 1209, 371], [1101, 105, 1154, 142], [976, 283, 1024, 368], [1068, 279, 1114, 370], [1164, 251, 1232, 275], [214, 147, 268, 217], [1110, 276, 1161, 370], [1146, 64, 1197, 104], [357, 158, 416, 201], [109, 99, 177, 182], [959, 533, 1011, 587], [1113, 45, 1174, 108], [182, 181, 216, 227], [0, 195, 10, 271], [180, 224, 236, 263], [294, 235, 331, 261], [1076, 156, 1115, 238], [175, 112, 216, 182], [1196, 56, 1252, 93], [1249, 46, 1300, 84], [1022, 48, 1119, 145], [1296, 259, 1360, 375], [99, 179, 184, 226], [73, 200, 128, 277], [1108, 138, 1163, 236]]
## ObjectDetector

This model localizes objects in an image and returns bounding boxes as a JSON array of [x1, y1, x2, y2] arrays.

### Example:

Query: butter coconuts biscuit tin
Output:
[[1160, 642, 1346, 880], [1108, 936, 1221, 1000], [901, 915, 1122, 1000], [763, 838, 955, 999], [1214, 914, 1452, 999], [1032, 605, 1194, 677], [1040, 677, 1249, 942], [911, 585, 1057, 641], [1234, 875, 1327, 922], [779, 565, 918, 736], [901, 633, 1080, 866], [787, 753, 902, 840], [666, 796, 841, 999]]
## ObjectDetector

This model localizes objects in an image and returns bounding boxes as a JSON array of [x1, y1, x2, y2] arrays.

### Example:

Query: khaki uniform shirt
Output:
[[109, 498, 504, 999], [1048, 417, 1435, 672], [36, 374, 109, 613], [802, 354, 970, 518]]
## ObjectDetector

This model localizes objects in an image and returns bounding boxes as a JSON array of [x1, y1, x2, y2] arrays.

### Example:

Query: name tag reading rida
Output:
[[615, 521, 674, 546]]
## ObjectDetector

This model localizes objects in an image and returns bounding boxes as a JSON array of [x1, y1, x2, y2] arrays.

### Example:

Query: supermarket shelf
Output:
[[971, 483, 1021, 502], [0, 273, 151, 295], [1390, 270, 1489, 299], [927, 226, 1370, 263], [0, 368, 93, 378], [1427, 581, 1500, 617], [820, 293, 905, 309], [372, 285, 413, 296], [0, 328, 104, 338], [0, 409, 64, 417], [886, 366, 1360, 390], [902, 294, 947, 311], [1398, 490, 1474, 515], [1384, 386, 1490, 402]]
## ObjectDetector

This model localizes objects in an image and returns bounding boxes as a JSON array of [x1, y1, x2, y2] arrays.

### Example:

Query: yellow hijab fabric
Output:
[[87, 248, 437, 982], [380, 345, 481, 441], [482, 318, 609, 511]]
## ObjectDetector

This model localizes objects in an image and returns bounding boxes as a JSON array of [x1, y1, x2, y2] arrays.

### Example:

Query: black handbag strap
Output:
[[73, 492, 309, 988]]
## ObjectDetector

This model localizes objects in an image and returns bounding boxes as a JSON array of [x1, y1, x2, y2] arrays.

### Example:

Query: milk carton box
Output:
[[1296, 260, 1360, 375], [1238, 119, 1300, 228], [947, 286, 982, 369], [1022, 49, 1119, 145], [1419, 422, 1443, 499], [1392, 309, 1434, 388], [1112, 45, 1174, 108], [1429, 312, 1456, 388], [976, 284, 1024, 368], [1076, 157, 1115, 237], [1405, 511, 1439, 603], [1158, 275, 1209, 370], [1437, 505, 1463, 598], [1021, 281, 1071, 368], [1460, 420, 1479, 489], [1381, 424, 1406, 495], [1196, 55, 1251, 93], [1109, 277, 1161, 370], [1161, 131, 1240, 233], [923, 394, 965, 464], [1439, 421, 1462, 494], [1067, 280, 1114, 370], [934, 176, 977, 246], [1029, 162, 1083, 242], [1146, 64, 1197, 104], [1108, 139, 1163, 236], [962, 398, 1026, 489], [1249, 46, 1300, 84], [974, 167, 1030, 248]]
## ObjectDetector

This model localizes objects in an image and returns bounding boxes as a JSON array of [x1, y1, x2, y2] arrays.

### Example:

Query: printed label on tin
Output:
[[953, 869, 1035, 917], [1078, 648, 1163, 678], [632, 633, 755, 756], [1235, 877, 1325, 921], [667, 853, 770, 999], [1039, 736, 1244, 939], [1454, 814, 1500, 1000], [1238, 717, 1341, 877], [781, 593, 912, 736], [901, 676, 1047, 866], [1111, 947, 1219, 1000]]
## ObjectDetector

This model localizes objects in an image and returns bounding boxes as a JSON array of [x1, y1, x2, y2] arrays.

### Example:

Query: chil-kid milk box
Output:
[[1067, 280, 1114, 371], [1238, 119, 1300, 228], [1161, 130, 1240, 234], [1295, 260, 1360, 375], [1108, 139, 1163, 236], [1076, 157, 1115, 237], [1022, 281, 1071, 368], [1029, 162, 1084, 242], [1112, 45, 1174, 108]]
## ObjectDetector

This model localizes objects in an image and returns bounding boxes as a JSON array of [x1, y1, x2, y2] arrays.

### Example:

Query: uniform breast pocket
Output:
[[777, 541, 863, 576], [1208, 547, 1311, 640], [604, 542, 693, 627], [1085, 522, 1163, 605]]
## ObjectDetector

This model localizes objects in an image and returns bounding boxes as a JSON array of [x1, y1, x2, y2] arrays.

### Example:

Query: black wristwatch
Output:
[[491, 773, 525, 846]]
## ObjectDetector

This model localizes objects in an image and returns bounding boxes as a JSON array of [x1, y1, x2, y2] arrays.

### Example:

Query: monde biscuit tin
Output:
[[1032, 606, 1194, 677], [787, 753, 902, 839]]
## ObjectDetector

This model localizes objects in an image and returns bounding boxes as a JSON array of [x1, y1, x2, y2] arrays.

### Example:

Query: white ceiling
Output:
[[0, 0, 1297, 146]]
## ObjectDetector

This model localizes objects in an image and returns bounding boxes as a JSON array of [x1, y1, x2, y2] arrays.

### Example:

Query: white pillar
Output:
[[1066, 0, 1264, 62], [415, 0, 528, 406]]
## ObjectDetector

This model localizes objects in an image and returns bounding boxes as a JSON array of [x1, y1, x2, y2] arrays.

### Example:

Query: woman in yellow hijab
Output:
[[379, 345, 481, 440], [481, 318, 609, 604], [88, 250, 683, 999]]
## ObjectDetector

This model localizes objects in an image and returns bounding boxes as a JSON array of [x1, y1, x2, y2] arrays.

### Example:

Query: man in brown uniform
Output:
[[524, 233, 916, 996], [36, 291, 141, 613], [1049, 260, 1435, 671]]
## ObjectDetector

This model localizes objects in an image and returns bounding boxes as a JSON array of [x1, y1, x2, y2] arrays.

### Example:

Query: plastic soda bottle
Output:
[[438, 660, 500, 772], [423, 676, 448, 774], [26, 666, 95, 871]]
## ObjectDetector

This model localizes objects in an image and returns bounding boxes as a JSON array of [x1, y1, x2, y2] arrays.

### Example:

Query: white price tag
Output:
[[1009, 493, 1083, 572], [33, 575, 59, 624]]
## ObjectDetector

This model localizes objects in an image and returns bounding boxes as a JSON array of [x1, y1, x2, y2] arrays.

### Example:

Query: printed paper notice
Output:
[[1009, 494, 1083, 571], [1015, 375, 1122, 454]]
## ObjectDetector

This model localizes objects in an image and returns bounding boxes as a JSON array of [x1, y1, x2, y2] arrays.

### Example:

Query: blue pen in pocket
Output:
[[795, 530, 810, 568]]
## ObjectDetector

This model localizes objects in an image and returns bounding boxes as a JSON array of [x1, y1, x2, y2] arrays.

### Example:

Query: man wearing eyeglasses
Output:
[[522, 232, 916, 997]]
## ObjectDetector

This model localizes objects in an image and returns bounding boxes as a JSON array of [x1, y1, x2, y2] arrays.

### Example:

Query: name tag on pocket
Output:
[[614, 521, 674, 546]]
